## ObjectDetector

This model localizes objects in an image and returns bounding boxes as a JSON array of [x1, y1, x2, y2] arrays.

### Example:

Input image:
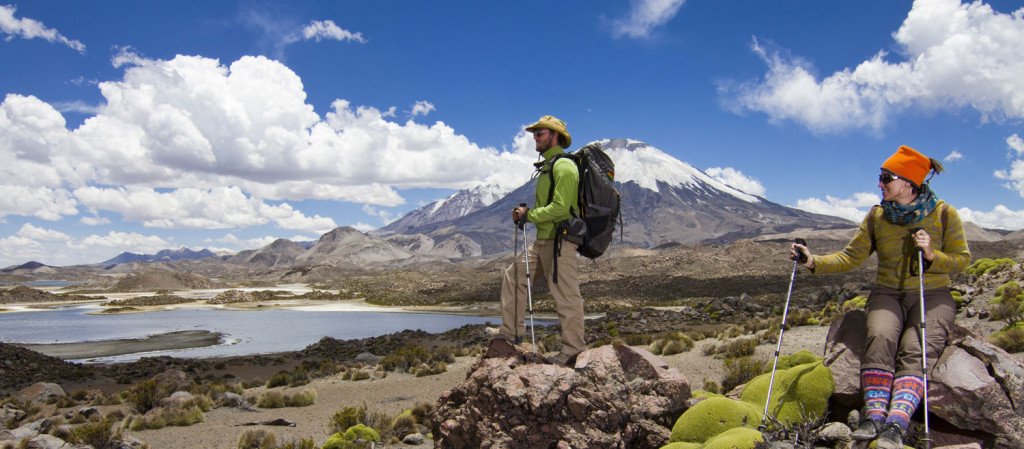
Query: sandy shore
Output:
[[15, 330, 224, 359]]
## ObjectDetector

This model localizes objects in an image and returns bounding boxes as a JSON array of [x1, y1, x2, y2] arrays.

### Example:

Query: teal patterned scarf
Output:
[[881, 184, 938, 226]]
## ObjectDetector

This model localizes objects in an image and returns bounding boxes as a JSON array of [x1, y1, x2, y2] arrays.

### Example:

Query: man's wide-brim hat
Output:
[[525, 115, 571, 149]]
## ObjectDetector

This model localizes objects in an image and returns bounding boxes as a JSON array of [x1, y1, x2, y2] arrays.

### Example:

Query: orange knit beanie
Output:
[[881, 145, 931, 187]]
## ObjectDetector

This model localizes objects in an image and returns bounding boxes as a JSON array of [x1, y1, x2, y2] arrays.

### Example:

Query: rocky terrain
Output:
[[2, 236, 1024, 448]]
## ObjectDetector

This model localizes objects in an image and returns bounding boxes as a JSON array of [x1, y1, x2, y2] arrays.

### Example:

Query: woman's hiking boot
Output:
[[874, 422, 906, 449], [851, 418, 882, 440]]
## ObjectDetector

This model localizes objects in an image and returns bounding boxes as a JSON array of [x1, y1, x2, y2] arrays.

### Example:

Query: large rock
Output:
[[825, 310, 1024, 448], [431, 342, 691, 449], [16, 382, 66, 405]]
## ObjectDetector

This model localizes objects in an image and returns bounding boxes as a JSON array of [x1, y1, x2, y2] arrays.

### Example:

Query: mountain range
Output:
[[13, 138, 1017, 277], [100, 248, 219, 266], [374, 139, 853, 257]]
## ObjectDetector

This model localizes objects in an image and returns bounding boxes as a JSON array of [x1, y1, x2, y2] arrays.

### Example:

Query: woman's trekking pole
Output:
[[761, 238, 807, 427], [910, 228, 932, 449], [518, 203, 537, 356]]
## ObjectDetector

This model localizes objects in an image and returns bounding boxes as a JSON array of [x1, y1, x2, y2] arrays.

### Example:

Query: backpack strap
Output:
[[867, 205, 879, 255]]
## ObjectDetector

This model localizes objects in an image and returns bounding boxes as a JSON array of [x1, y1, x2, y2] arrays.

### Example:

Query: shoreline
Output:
[[14, 329, 225, 359]]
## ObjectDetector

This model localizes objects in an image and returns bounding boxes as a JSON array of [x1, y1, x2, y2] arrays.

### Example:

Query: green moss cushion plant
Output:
[[740, 354, 833, 427], [669, 396, 761, 443], [658, 442, 702, 449], [703, 427, 764, 449]]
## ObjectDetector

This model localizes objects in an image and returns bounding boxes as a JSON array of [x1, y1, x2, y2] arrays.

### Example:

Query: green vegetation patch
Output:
[[670, 396, 761, 444], [703, 426, 764, 449], [989, 323, 1024, 353], [967, 258, 1016, 276], [739, 351, 832, 427]]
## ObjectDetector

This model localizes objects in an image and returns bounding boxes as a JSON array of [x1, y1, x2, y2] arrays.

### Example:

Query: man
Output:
[[486, 115, 585, 366]]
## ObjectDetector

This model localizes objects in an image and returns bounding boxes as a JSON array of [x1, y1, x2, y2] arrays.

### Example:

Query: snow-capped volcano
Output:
[[378, 139, 853, 257], [375, 183, 511, 236], [605, 139, 761, 202]]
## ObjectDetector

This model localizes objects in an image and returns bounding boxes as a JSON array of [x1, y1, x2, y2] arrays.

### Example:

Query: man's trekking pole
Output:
[[518, 203, 537, 357], [761, 238, 807, 427], [910, 227, 932, 449]]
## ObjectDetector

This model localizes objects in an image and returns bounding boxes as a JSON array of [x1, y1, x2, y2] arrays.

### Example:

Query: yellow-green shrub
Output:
[[967, 258, 1015, 276], [669, 396, 760, 444]]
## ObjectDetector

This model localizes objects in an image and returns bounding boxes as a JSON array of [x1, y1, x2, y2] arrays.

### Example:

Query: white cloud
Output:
[[0, 4, 85, 53], [0, 235, 46, 264], [410, 101, 435, 118], [71, 231, 169, 253], [0, 185, 79, 220], [351, 222, 375, 233], [72, 186, 337, 234], [0, 53, 534, 231], [995, 134, 1024, 197], [80, 216, 111, 226], [944, 150, 963, 162], [957, 204, 1024, 230], [301, 20, 365, 43], [722, 0, 1024, 134], [705, 167, 766, 196], [1008, 133, 1024, 156], [17, 223, 70, 241], [794, 192, 881, 222], [611, 0, 685, 39]]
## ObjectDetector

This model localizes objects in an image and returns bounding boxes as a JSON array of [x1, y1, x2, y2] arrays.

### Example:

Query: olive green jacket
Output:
[[527, 147, 579, 240], [812, 200, 971, 291]]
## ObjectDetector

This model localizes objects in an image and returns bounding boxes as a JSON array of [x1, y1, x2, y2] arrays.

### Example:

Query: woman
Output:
[[791, 145, 970, 449]]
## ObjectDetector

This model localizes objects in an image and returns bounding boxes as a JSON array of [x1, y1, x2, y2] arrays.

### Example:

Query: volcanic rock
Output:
[[431, 341, 691, 449], [825, 309, 1024, 448]]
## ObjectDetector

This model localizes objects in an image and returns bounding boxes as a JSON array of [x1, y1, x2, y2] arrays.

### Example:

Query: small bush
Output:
[[237, 428, 276, 449], [126, 378, 162, 414], [842, 295, 868, 311], [409, 402, 433, 425], [391, 411, 417, 439], [70, 418, 122, 449], [967, 258, 1016, 276], [414, 362, 447, 377], [379, 345, 431, 373], [720, 337, 758, 358], [343, 423, 381, 443], [649, 332, 695, 355], [256, 391, 286, 409], [287, 388, 317, 407], [126, 404, 205, 430], [989, 325, 1024, 353], [721, 356, 766, 392], [701, 343, 717, 356], [279, 438, 317, 449], [265, 371, 291, 388], [330, 404, 368, 434]]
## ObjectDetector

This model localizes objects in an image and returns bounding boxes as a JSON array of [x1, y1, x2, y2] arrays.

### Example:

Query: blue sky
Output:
[[2, 0, 1024, 267]]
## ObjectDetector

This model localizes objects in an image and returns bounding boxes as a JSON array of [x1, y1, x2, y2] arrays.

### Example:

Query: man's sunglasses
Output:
[[879, 173, 901, 184]]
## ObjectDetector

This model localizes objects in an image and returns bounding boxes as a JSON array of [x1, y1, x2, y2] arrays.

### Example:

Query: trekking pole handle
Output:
[[515, 202, 528, 229], [909, 227, 925, 253], [909, 227, 925, 276], [791, 238, 808, 264]]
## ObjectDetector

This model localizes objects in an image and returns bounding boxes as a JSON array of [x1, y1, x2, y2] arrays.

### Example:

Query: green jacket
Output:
[[527, 147, 579, 240], [812, 200, 971, 290]]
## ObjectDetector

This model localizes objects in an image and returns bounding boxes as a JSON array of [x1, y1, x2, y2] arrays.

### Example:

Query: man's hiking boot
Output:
[[545, 352, 578, 367], [485, 327, 522, 345], [874, 422, 905, 449], [851, 418, 882, 440]]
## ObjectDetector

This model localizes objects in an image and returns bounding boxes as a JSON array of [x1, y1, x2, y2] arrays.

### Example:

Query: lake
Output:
[[0, 302, 538, 363]]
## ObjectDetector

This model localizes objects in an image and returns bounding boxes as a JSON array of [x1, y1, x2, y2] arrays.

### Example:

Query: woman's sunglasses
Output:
[[879, 173, 901, 184]]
